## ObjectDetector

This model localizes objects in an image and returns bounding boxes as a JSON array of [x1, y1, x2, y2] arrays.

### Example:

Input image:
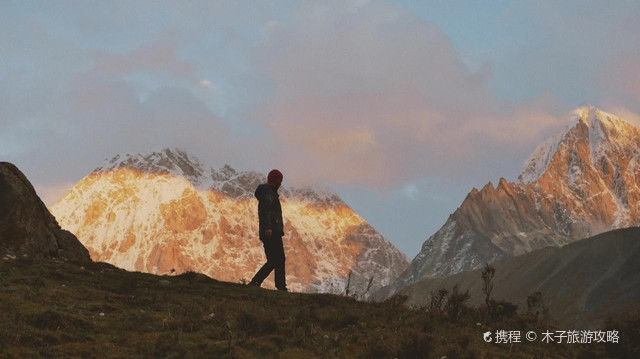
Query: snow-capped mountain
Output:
[[51, 148, 408, 295], [381, 106, 640, 296]]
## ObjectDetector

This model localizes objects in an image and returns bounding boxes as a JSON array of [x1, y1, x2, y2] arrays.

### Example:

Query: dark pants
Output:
[[251, 234, 286, 290]]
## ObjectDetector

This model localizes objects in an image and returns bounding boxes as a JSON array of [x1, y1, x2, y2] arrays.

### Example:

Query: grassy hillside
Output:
[[0, 258, 633, 358], [396, 227, 640, 328]]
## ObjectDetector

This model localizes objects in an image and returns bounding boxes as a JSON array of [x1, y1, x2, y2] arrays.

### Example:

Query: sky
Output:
[[2, 0, 640, 258]]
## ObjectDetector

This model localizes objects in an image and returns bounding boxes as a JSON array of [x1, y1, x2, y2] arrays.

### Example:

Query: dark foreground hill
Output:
[[388, 227, 640, 328], [0, 162, 89, 263], [2, 258, 636, 358]]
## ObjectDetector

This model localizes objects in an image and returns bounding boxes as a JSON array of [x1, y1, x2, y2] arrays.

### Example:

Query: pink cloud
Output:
[[249, 1, 565, 189], [601, 53, 640, 109]]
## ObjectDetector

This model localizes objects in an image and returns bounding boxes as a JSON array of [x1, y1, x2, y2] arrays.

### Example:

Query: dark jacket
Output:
[[255, 183, 284, 238]]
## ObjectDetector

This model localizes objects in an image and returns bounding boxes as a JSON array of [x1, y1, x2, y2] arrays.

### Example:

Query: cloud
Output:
[[599, 53, 640, 114], [484, 1, 640, 109], [5, 0, 638, 195], [608, 107, 640, 128], [249, 1, 565, 189], [199, 79, 213, 89], [2, 44, 232, 191], [90, 38, 195, 78], [402, 184, 419, 201]]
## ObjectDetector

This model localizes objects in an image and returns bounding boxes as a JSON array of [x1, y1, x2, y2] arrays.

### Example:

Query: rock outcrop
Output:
[[0, 162, 90, 262]]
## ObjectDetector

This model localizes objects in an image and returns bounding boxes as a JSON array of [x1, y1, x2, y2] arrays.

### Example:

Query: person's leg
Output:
[[250, 237, 275, 286], [273, 235, 287, 291], [250, 261, 274, 286]]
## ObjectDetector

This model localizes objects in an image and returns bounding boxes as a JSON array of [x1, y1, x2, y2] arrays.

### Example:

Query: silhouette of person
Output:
[[249, 169, 287, 291]]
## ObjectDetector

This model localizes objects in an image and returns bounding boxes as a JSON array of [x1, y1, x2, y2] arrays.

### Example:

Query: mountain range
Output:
[[47, 105, 640, 306], [380, 106, 640, 297], [50, 149, 408, 294]]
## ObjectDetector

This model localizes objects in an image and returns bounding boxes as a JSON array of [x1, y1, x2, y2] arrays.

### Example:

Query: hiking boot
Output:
[[277, 287, 288, 292], [248, 281, 260, 287]]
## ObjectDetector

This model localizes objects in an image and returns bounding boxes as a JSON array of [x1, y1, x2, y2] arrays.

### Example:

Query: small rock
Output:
[[159, 279, 170, 286], [203, 312, 215, 322], [476, 322, 482, 326], [323, 334, 329, 339], [99, 312, 105, 317]]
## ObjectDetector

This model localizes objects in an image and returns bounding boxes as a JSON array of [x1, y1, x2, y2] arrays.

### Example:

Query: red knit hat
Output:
[[267, 169, 283, 186]]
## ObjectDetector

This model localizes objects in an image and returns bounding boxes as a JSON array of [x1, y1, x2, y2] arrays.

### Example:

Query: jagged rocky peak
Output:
[[0, 162, 90, 263], [282, 186, 345, 206], [92, 148, 262, 196], [211, 164, 238, 181], [94, 147, 207, 185], [208, 163, 343, 204], [575, 105, 630, 131], [519, 105, 640, 184], [379, 106, 640, 298], [212, 169, 344, 205], [90, 148, 347, 207], [210, 164, 265, 199]]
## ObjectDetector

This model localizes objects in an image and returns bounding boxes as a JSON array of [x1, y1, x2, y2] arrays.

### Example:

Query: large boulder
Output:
[[0, 162, 90, 263]]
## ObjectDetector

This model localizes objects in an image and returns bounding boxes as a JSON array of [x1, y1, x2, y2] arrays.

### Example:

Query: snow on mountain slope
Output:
[[379, 106, 640, 297], [51, 149, 408, 295]]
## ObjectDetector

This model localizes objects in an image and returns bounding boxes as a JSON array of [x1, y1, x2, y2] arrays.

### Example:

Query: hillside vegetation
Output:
[[394, 227, 640, 328], [1, 258, 636, 358]]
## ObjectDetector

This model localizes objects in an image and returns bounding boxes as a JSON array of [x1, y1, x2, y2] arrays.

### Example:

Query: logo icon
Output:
[[525, 331, 537, 342], [483, 331, 492, 342]]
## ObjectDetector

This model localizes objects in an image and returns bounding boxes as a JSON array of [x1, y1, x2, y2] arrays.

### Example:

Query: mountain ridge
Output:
[[91, 148, 344, 204], [378, 227, 640, 328], [51, 149, 408, 295], [382, 106, 640, 296]]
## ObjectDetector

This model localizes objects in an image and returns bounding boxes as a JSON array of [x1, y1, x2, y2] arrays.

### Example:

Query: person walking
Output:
[[249, 169, 287, 291]]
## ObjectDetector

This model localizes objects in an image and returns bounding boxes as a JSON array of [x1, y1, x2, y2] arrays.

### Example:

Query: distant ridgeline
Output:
[[377, 227, 640, 328]]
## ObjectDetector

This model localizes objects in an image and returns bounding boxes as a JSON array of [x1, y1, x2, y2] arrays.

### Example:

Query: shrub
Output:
[[526, 291, 548, 322], [397, 332, 432, 358], [384, 294, 409, 308], [481, 263, 495, 307], [488, 299, 518, 321], [427, 288, 448, 314], [444, 285, 470, 322]]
